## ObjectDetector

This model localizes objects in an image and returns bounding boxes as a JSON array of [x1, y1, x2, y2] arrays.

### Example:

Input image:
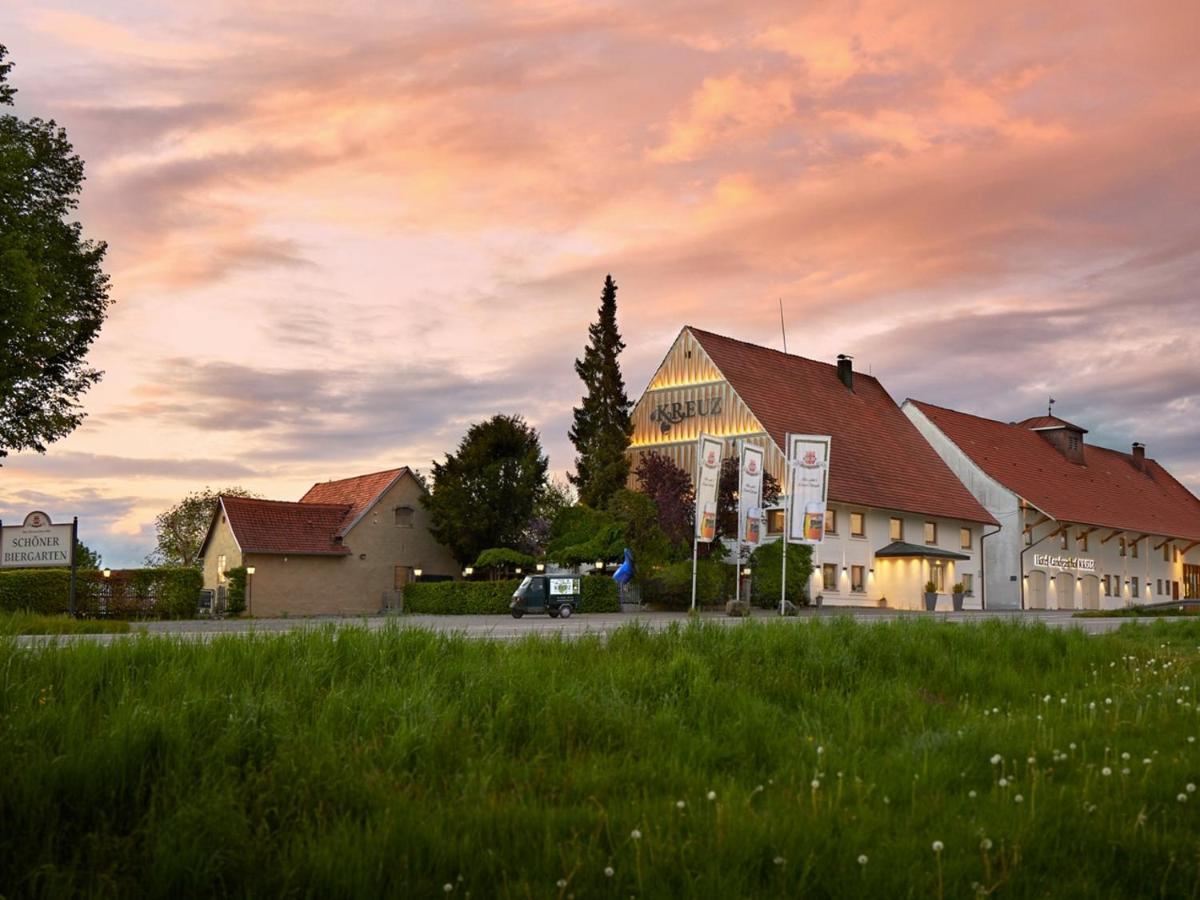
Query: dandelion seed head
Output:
[[773, 856, 785, 866], [630, 829, 641, 840], [968, 790, 977, 798], [1014, 794, 1024, 803], [811, 779, 821, 790], [707, 791, 717, 801], [676, 800, 686, 809], [858, 854, 869, 865], [1179, 793, 1188, 803], [557, 879, 568, 889], [998, 777, 1008, 787], [443, 885, 453, 894], [932, 841, 944, 853], [1187, 783, 1196, 793], [1102, 767, 1112, 776], [604, 866, 614, 878], [980, 838, 992, 851], [990, 754, 1003, 765]]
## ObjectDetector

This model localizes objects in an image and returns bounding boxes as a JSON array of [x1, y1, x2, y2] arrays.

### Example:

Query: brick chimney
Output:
[[1132, 442, 1145, 471], [837, 354, 854, 390]]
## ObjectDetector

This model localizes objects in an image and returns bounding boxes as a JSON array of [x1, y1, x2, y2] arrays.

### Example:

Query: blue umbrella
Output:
[[612, 548, 635, 586]]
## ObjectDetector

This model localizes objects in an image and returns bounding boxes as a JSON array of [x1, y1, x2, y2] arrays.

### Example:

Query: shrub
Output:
[[405, 576, 620, 614], [640, 557, 728, 609], [225, 567, 247, 615], [747, 540, 813, 608], [0, 567, 203, 618]]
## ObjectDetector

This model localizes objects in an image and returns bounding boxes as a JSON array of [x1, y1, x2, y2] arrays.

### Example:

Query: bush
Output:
[[640, 557, 728, 609], [0, 567, 203, 619], [225, 567, 247, 615], [747, 541, 813, 608], [405, 576, 620, 614]]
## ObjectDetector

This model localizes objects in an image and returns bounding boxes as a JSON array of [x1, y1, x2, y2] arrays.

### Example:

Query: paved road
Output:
[[9, 607, 1190, 648]]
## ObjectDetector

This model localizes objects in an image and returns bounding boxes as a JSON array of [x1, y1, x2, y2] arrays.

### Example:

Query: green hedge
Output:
[[405, 576, 620, 615], [0, 567, 203, 619], [639, 557, 730, 609]]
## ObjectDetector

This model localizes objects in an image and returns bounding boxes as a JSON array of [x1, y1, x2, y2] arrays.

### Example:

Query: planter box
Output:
[[923, 592, 938, 611]]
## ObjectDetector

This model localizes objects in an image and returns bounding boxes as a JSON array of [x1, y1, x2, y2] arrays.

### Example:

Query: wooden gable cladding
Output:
[[629, 328, 782, 486]]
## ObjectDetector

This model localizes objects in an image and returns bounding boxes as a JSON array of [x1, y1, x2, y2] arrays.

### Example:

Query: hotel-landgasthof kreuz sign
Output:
[[1, 511, 74, 568]]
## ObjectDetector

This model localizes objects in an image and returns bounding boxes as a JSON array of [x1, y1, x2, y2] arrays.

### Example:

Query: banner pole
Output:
[[781, 439, 790, 617], [69, 516, 78, 617], [734, 440, 742, 610], [691, 433, 702, 613], [690, 539, 699, 613]]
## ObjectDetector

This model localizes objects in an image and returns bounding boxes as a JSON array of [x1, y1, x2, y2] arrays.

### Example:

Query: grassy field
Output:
[[2, 619, 1199, 898], [0, 610, 131, 635]]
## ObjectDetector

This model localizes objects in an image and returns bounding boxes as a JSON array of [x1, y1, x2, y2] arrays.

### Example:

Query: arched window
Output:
[[394, 506, 415, 527]]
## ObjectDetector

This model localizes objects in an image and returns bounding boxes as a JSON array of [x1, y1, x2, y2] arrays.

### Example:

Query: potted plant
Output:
[[951, 582, 966, 611], [814, 592, 824, 609], [923, 580, 938, 611]]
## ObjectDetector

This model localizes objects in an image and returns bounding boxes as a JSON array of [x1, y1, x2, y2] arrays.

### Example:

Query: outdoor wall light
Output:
[[1050, 575, 1056, 582], [868, 568, 874, 574], [413, 568, 422, 579], [463, 566, 473, 576], [514, 567, 522, 575], [595, 560, 604, 570], [102, 568, 111, 578], [246, 566, 255, 576], [741, 567, 751, 576], [841, 565, 847, 574], [536, 563, 545, 572]]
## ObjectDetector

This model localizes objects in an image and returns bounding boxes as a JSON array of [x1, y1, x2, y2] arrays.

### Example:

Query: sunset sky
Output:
[[1, 1, 1198, 567]]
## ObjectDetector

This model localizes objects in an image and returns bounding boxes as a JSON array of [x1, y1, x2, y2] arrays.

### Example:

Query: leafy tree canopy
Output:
[[716, 454, 781, 553], [74, 539, 101, 569], [147, 487, 258, 568], [634, 452, 694, 556], [546, 489, 671, 572], [569, 275, 632, 509], [0, 45, 112, 460], [747, 540, 813, 608], [472, 547, 536, 573], [423, 414, 549, 566]]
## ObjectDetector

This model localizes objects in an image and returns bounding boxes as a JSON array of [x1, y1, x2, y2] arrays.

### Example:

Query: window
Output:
[[851, 565, 865, 592], [394, 506, 415, 527], [924, 522, 938, 545], [1163, 543, 1170, 562], [1131, 539, 1139, 559], [1059, 530, 1069, 550], [766, 509, 785, 535], [826, 509, 838, 534], [822, 563, 838, 591], [962, 573, 974, 595], [1078, 531, 1089, 552], [890, 517, 903, 541], [1119, 538, 1126, 557], [961, 527, 973, 550], [1024, 530, 1032, 546], [1131, 576, 1140, 597], [218, 554, 227, 584], [929, 563, 946, 591], [1103, 575, 1111, 596], [850, 512, 865, 537], [1156, 578, 1163, 595]]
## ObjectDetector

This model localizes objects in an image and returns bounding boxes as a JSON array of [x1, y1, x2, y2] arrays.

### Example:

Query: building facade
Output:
[[199, 467, 459, 617], [627, 327, 998, 610], [904, 402, 1200, 610]]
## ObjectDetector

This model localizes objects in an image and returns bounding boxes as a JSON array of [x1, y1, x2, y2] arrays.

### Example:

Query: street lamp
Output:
[[463, 566, 474, 577], [102, 568, 111, 578], [594, 560, 604, 570], [413, 568, 423, 580], [245, 566, 255, 617], [536, 563, 545, 572]]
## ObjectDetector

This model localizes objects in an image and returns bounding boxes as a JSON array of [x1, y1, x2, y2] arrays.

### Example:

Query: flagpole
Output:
[[734, 439, 743, 610], [781, 436, 790, 616], [690, 433, 701, 613]]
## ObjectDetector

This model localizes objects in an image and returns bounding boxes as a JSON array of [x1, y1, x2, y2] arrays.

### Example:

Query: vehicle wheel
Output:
[[559, 605, 573, 619], [548, 609, 559, 618], [511, 609, 524, 619]]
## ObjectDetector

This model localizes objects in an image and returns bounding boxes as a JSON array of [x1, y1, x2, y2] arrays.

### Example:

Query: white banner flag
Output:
[[785, 434, 832, 545], [694, 434, 723, 543], [737, 443, 765, 546]]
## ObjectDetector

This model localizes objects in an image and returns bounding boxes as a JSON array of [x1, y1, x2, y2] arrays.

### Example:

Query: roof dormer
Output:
[[1017, 415, 1088, 465]]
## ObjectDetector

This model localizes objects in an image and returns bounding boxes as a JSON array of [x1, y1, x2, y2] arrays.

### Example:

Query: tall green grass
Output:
[[1, 619, 1198, 897], [0, 610, 130, 635]]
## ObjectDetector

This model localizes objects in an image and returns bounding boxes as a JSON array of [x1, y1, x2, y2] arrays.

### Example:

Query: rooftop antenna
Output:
[[779, 298, 788, 354], [1048, 396, 1055, 417]]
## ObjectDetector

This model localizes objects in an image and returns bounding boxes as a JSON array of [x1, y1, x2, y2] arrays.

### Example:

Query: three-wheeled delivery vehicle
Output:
[[510, 574, 581, 618]]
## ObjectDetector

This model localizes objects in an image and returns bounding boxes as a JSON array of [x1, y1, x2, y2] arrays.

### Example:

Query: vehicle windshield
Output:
[[513, 576, 533, 598]]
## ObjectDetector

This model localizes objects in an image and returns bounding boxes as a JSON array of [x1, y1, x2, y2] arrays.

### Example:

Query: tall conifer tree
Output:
[[569, 274, 632, 508]]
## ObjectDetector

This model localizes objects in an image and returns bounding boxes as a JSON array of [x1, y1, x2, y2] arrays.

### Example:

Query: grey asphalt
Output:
[[9, 606, 1188, 648]]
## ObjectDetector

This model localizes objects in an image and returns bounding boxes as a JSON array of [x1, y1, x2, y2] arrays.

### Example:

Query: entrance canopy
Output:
[[874, 541, 971, 561]]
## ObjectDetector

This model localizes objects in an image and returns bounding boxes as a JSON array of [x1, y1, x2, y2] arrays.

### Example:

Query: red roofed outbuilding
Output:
[[199, 467, 458, 617], [904, 400, 1200, 610]]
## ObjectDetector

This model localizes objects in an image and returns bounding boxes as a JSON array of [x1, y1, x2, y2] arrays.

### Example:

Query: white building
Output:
[[627, 327, 998, 610], [903, 402, 1200, 609]]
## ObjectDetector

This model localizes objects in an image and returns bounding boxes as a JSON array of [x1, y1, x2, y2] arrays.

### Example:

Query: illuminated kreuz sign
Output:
[[649, 396, 723, 434], [1032, 553, 1097, 571]]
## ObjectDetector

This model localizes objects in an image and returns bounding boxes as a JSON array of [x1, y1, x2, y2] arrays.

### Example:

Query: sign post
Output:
[[1, 511, 79, 615], [781, 435, 832, 615], [691, 433, 723, 611]]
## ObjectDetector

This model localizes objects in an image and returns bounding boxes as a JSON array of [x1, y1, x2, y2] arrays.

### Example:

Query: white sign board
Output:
[[549, 577, 580, 596], [738, 443, 765, 546], [1, 511, 74, 568], [694, 434, 723, 543], [785, 434, 832, 545]]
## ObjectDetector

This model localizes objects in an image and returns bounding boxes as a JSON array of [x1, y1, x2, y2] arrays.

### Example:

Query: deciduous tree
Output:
[[634, 452, 694, 553], [0, 46, 112, 460], [424, 415, 549, 565], [147, 487, 257, 567]]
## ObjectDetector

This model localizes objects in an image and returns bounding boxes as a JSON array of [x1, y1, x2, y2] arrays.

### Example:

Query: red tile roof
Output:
[[221, 496, 352, 556], [300, 467, 408, 535], [910, 401, 1200, 542], [687, 328, 997, 525]]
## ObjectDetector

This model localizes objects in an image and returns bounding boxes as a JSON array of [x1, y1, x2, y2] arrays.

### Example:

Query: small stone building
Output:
[[198, 467, 458, 617]]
